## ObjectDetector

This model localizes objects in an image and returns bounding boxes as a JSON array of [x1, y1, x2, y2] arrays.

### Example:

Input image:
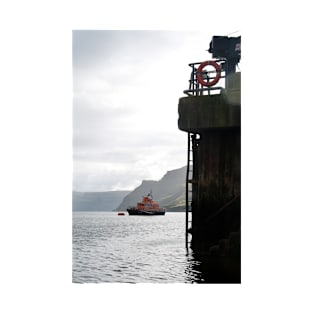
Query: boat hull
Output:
[[127, 208, 165, 216]]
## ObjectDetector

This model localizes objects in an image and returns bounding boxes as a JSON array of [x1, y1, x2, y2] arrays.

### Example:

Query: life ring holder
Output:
[[196, 60, 221, 87]]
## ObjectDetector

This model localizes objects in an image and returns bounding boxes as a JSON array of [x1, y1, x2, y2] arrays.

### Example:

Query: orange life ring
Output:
[[196, 60, 221, 87]]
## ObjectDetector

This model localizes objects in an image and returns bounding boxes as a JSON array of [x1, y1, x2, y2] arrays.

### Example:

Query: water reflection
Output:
[[184, 253, 205, 283], [185, 251, 241, 283]]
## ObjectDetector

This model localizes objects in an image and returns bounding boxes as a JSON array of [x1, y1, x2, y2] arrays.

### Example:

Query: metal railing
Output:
[[183, 60, 226, 96]]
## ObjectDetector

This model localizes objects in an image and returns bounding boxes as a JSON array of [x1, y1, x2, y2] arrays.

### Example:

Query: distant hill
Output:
[[72, 190, 131, 211], [115, 166, 187, 212]]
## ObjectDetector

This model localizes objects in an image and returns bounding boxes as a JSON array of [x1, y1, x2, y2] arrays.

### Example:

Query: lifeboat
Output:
[[126, 192, 166, 216]]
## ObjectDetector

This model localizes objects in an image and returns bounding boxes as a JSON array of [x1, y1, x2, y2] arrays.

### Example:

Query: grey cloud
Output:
[[73, 159, 151, 192], [72, 30, 209, 191], [73, 149, 138, 163], [73, 30, 199, 73]]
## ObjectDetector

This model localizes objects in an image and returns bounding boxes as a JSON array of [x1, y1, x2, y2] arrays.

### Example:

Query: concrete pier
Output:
[[178, 72, 241, 257]]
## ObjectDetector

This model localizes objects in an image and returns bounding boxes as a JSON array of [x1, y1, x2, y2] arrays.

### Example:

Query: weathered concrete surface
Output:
[[227, 72, 241, 90], [178, 94, 240, 132], [191, 129, 241, 250], [224, 72, 241, 105], [195, 130, 240, 213], [178, 82, 241, 262]]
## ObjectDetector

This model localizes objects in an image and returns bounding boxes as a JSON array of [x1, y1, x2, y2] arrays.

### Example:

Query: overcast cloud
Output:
[[73, 30, 216, 191]]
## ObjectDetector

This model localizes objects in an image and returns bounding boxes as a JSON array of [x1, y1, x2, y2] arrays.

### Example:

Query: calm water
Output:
[[72, 212, 205, 283]]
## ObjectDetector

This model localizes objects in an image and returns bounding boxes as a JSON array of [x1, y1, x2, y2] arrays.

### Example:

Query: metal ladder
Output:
[[185, 132, 194, 250]]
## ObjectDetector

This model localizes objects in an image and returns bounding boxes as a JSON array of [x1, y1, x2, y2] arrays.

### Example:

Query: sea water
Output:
[[72, 211, 205, 283]]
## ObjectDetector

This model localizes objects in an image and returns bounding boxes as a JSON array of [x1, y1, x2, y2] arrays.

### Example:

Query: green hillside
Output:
[[115, 166, 187, 212]]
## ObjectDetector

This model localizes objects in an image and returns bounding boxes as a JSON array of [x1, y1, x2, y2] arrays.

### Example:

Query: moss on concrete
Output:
[[178, 94, 240, 132]]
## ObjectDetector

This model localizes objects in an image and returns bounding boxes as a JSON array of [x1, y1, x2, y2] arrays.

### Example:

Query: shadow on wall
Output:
[[185, 232, 241, 284]]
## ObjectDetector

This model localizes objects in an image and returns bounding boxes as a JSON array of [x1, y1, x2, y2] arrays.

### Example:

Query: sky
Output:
[[73, 30, 229, 192]]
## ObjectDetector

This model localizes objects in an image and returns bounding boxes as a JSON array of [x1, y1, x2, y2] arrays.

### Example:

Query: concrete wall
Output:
[[178, 74, 241, 252], [178, 94, 240, 132], [191, 129, 241, 250]]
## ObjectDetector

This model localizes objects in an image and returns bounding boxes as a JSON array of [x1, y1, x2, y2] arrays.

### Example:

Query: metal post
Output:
[[185, 132, 190, 249]]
